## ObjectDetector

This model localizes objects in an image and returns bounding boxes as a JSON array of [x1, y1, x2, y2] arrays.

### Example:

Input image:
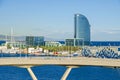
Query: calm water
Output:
[[0, 65, 120, 80], [0, 53, 120, 80]]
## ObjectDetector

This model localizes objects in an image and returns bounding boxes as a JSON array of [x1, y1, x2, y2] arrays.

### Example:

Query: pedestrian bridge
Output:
[[0, 57, 120, 80]]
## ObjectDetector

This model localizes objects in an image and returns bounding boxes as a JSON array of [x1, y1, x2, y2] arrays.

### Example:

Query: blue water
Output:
[[0, 65, 120, 80], [0, 53, 120, 80]]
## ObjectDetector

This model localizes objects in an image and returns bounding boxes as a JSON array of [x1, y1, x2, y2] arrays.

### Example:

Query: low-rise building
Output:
[[65, 38, 84, 46], [45, 41, 65, 47], [26, 36, 44, 47]]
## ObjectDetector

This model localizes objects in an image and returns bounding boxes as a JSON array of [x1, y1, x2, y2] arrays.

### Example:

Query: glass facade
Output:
[[65, 39, 84, 46], [66, 39, 74, 46], [26, 36, 44, 47], [74, 14, 90, 45]]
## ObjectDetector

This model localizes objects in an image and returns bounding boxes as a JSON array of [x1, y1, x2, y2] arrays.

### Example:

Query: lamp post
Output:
[[82, 38, 84, 49]]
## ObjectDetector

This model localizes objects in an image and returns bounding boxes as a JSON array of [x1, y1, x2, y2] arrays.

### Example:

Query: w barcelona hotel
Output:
[[66, 13, 120, 47], [66, 13, 90, 46]]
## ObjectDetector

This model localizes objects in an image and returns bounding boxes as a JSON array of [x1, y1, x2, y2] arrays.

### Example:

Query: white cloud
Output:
[[102, 29, 120, 34], [91, 28, 120, 41], [92, 28, 120, 34]]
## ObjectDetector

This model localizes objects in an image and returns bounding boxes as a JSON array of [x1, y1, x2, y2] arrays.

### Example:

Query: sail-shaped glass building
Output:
[[74, 14, 90, 45]]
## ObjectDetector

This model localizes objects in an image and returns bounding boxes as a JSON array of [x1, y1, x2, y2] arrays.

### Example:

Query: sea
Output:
[[0, 53, 120, 80]]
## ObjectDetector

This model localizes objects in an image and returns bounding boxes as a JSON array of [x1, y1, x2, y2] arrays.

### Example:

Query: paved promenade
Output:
[[0, 57, 120, 80], [0, 57, 120, 67]]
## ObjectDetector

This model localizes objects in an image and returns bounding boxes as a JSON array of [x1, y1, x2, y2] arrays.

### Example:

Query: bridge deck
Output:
[[0, 57, 120, 67]]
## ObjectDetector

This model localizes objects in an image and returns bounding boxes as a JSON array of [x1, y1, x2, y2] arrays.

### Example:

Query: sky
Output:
[[0, 0, 120, 41]]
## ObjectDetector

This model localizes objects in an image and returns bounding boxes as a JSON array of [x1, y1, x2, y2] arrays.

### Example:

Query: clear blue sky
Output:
[[0, 0, 120, 41]]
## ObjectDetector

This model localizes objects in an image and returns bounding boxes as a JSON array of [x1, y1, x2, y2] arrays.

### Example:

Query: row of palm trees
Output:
[[40, 46, 82, 53]]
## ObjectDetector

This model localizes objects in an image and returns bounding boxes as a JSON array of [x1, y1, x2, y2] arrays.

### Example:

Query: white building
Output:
[[45, 41, 65, 47]]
